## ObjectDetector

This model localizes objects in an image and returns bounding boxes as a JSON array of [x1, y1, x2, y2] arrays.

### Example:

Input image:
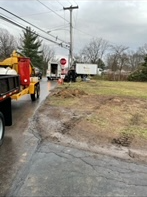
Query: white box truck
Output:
[[76, 63, 97, 75], [46, 62, 62, 80]]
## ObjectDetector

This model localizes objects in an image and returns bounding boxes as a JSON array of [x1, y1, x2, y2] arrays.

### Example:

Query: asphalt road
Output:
[[7, 142, 147, 197], [0, 77, 55, 197], [1, 78, 147, 197]]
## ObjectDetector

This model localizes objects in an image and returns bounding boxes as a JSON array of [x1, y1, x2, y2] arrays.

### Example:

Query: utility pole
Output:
[[63, 5, 79, 69]]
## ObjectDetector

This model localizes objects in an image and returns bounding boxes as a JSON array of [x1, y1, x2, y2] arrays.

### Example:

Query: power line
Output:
[[18, 10, 63, 18], [72, 0, 78, 6], [0, 7, 69, 45], [0, 14, 69, 49], [73, 6, 78, 28], [36, 0, 70, 23], [56, 0, 64, 7], [73, 26, 119, 47], [0, 15, 26, 30]]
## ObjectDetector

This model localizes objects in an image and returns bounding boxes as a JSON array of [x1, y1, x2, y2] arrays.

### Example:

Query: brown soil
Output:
[[35, 86, 147, 162]]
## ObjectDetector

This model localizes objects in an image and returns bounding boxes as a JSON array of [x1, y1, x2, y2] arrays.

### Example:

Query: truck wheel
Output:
[[36, 84, 40, 99], [31, 84, 40, 101], [0, 112, 5, 146]]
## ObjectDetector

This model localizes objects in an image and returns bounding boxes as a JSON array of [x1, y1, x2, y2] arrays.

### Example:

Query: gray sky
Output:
[[1, 0, 147, 57]]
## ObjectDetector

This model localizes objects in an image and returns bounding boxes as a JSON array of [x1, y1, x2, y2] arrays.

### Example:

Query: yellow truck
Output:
[[0, 50, 40, 145]]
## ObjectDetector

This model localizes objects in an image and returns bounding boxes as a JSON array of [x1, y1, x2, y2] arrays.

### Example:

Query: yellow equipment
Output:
[[0, 50, 40, 101]]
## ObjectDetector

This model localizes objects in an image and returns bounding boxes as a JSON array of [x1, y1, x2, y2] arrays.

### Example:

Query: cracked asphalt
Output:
[[7, 140, 147, 197]]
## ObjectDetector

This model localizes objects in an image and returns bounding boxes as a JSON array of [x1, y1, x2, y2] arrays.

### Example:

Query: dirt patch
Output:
[[34, 86, 147, 162], [111, 132, 134, 147], [52, 88, 87, 98]]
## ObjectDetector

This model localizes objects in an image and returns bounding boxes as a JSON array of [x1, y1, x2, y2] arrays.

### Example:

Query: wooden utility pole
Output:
[[63, 5, 79, 69]]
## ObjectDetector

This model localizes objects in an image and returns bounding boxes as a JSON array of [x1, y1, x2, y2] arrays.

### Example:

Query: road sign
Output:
[[60, 58, 67, 66]]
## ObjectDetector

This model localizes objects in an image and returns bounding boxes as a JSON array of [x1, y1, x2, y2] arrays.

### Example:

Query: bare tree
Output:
[[138, 43, 147, 56], [110, 45, 129, 72], [127, 50, 143, 71], [81, 38, 109, 64], [106, 53, 118, 71], [0, 28, 17, 60], [73, 51, 87, 64], [41, 43, 55, 75], [42, 44, 55, 62]]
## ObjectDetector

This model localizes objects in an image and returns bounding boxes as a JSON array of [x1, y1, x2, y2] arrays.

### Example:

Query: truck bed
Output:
[[0, 75, 20, 99]]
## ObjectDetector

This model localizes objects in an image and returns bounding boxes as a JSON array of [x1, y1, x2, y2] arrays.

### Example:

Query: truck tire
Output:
[[0, 112, 5, 146], [31, 84, 40, 101], [36, 84, 40, 99]]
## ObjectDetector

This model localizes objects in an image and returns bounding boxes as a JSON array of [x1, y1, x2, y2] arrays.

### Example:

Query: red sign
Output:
[[60, 58, 67, 66]]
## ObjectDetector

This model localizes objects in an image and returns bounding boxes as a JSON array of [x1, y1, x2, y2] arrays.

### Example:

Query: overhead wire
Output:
[[73, 26, 118, 47], [0, 14, 26, 31], [73, 4, 79, 27], [18, 9, 63, 18], [0, 7, 69, 46], [72, 0, 78, 6], [36, 0, 71, 46], [0, 14, 69, 49], [61, 3, 67, 43], [56, 0, 64, 7], [72, 8, 79, 53], [36, 0, 70, 23], [67, 0, 73, 6]]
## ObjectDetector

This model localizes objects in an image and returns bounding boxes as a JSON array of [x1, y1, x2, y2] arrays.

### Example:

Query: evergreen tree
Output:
[[19, 26, 43, 69], [97, 58, 105, 70], [128, 55, 147, 81]]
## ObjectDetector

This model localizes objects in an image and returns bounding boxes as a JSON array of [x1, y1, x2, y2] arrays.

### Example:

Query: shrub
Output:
[[128, 67, 147, 82]]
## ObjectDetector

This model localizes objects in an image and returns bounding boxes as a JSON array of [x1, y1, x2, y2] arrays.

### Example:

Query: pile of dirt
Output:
[[52, 88, 87, 98], [111, 133, 134, 147]]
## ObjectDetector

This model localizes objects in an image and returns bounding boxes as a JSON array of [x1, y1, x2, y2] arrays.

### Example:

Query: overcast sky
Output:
[[1, 0, 147, 58]]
